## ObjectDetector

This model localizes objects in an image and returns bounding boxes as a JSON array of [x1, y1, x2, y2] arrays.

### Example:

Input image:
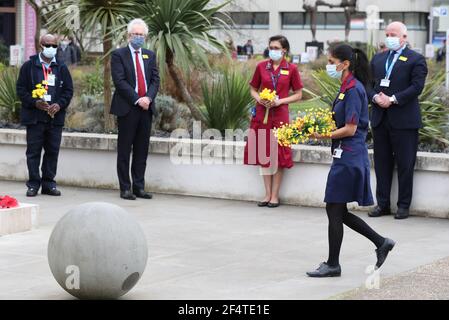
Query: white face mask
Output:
[[385, 36, 401, 51], [42, 46, 57, 59], [326, 63, 343, 79], [269, 49, 283, 61]]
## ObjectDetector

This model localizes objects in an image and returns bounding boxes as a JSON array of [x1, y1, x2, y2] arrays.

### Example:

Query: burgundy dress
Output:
[[244, 58, 303, 169]]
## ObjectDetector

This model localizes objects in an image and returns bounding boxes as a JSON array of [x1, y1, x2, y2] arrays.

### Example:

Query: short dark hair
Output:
[[269, 35, 290, 53]]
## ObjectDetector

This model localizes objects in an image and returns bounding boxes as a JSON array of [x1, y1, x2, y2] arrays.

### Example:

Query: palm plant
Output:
[[201, 69, 253, 135], [138, 0, 231, 123], [418, 69, 449, 146], [45, 0, 136, 131], [311, 69, 340, 107], [0, 67, 21, 123]]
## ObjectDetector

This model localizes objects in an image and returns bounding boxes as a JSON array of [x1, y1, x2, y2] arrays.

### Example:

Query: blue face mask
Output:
[[269, 50, 283, 62], [385, 37, 401, 51], [130, 35, 145, 49], [326, 63, 343, 79]]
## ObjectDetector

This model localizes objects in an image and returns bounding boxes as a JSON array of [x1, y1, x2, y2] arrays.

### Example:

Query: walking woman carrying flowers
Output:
[[306, 43, 396, 278]]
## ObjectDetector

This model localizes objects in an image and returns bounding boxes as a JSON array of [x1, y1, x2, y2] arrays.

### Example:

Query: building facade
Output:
[[3, 0, 449, 61], [211, 0, 435, 55], [0, 0, 37, 62]]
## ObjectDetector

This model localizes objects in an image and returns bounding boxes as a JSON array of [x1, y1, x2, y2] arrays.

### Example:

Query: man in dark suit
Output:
[[110, 18, 160, 200], [367, 22, 428, 220], [16, 34, 73, 197]]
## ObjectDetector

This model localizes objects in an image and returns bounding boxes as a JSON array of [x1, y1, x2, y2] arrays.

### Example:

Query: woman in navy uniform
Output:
[[307, 44, 395, 277]]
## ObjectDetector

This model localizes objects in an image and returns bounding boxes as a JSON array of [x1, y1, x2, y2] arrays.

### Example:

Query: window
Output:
[[0, 12, 15, 46], [281, 12, 366, 30], [326, 13, 346, 29], [281, 12, 305, 29], [228, 12, 269, 29], [305, 12, 326, 29], [0, 1, 15, 7], [381, 12, 427, 31], [350, 12, 367, 30]]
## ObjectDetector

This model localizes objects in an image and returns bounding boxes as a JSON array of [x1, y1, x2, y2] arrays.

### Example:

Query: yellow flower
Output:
[[260, 88, 277, 102]]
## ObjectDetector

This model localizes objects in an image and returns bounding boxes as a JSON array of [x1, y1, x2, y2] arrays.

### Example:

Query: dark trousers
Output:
[[117, 107, 152, 192], [372, 115, 419, 209], [26, 122, 63, 190]]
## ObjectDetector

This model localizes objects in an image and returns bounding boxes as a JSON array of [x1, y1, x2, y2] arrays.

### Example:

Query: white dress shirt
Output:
[[128, 44, 148, 94], [39, 53, 56, 69]]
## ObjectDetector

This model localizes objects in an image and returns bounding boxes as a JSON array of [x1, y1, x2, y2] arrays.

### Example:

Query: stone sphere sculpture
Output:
[[48, 202, 148, 299]]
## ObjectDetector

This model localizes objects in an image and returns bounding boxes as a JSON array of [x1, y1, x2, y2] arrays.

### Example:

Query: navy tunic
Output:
[[324, 74, 374, 206]]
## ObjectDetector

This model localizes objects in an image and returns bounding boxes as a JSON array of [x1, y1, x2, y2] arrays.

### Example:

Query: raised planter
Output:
[[0, 203, 39, 236], [0, 128, 448, 219]]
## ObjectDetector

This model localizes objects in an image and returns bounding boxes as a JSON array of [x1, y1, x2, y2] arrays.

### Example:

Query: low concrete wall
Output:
[[0, 129, 448, 218]]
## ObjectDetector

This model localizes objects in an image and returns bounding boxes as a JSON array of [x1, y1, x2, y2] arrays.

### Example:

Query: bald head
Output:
[[40, 34, 57, 46], [385, 21, 407, 42], [385, 22, 408, 48]]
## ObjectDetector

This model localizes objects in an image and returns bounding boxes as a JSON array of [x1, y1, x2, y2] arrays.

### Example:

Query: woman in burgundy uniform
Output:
[[244, 35, 303, 208]]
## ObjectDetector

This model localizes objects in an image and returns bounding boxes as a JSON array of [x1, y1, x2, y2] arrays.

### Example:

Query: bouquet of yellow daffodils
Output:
[[259, 88, 277, 124], [32, 81, 48, 99], [31, 81, 54, 118], [274, 107, 336, 147]]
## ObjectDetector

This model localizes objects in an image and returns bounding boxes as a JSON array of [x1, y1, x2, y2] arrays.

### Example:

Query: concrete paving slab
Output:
[[1, 180, 449, 300]]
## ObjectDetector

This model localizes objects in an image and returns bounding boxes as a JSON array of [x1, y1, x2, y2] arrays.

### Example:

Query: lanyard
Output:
[[270, 72, 280, 91], [268, 61, 289, 91], [41, 63, 52, 90], [384, 47, 404, 80]]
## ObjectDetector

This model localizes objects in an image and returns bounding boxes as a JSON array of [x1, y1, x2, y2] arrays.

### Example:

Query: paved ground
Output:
[[1, 180, 449, 300], [333, 256, 449, 300]]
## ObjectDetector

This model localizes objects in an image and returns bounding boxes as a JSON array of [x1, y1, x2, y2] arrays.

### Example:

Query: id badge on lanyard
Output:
[[270, 72, 280, 100], [333, 142, 343, 159], [42, 64, 55, 87], [382, 49, 402, 87]]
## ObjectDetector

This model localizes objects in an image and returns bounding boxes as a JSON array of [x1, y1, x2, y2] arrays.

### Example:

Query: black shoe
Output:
[[133, 189, 153, 199], [376, 238, 396, 269], [120, 190, 136, 200], [306, 262, 341, 278], [26, 187, 38, 197], [267, 202, 280, 208], [368, 206, 391, 218], [41, 187, 61, 196], [257, 201, 269, 207], [395, 208, 410, 220]]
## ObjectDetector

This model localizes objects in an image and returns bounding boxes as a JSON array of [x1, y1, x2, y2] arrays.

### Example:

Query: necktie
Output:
[[387, 50, 396, 69], [135, 51, 146, 97]]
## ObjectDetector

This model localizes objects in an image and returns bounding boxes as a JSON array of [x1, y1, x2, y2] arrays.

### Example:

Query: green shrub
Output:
[[153, 94, 193, 133], [81, 59, 103, 96], [0, 67, 20, 123], [65, 94, 105, 132], [201, 69, 253, 134]]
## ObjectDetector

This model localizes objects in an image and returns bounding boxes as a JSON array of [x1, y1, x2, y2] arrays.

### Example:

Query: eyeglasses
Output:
[[130, 33, 145, 37], [42, 44, 58, 48]]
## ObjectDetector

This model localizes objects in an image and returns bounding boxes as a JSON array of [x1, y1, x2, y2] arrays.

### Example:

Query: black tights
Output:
[[326, 203, 385, 267]]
